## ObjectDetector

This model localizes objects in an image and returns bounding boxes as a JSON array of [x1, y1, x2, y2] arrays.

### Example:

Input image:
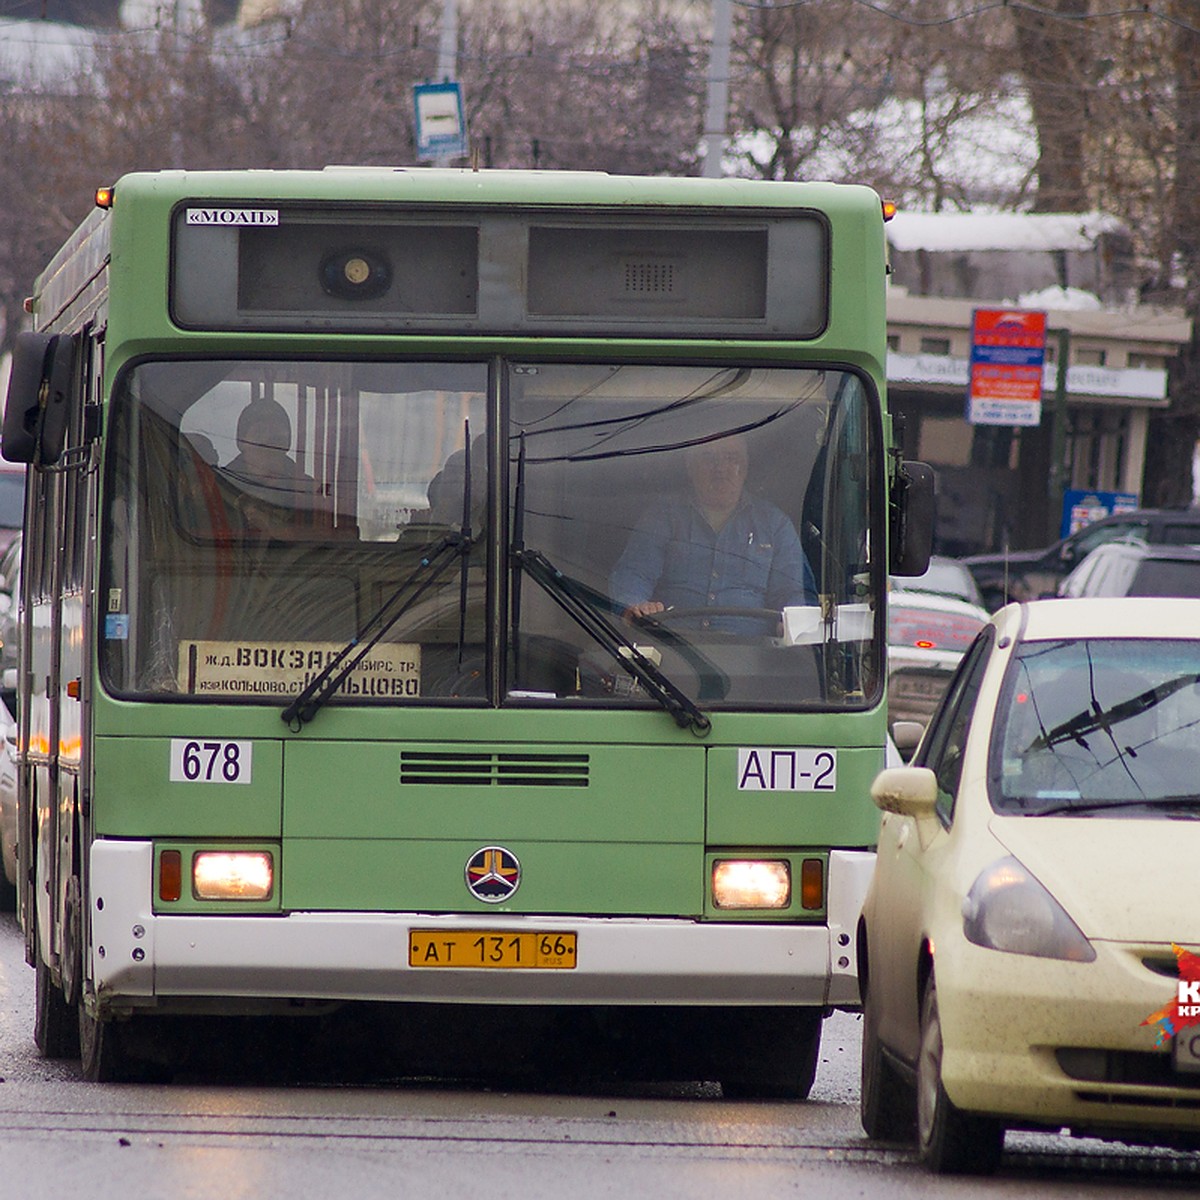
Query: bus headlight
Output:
[[712, 860, 790, 909], [192, 851, 274, 901]]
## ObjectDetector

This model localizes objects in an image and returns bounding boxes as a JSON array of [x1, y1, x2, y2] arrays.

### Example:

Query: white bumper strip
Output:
[[90, 841, 863, 1007]]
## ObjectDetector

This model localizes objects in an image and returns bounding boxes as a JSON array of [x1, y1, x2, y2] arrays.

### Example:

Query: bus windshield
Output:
[[101, 358, 882, 712]]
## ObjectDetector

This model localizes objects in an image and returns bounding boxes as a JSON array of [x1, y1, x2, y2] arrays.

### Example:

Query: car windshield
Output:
[[992, 637, 1200, 815]]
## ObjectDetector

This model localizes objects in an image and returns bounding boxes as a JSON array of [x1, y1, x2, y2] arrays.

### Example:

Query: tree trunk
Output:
[[1012, 0, 1091, 212]]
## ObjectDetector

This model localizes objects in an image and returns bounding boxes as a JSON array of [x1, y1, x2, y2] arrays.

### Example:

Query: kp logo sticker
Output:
[[1140, 944, 1200, 1046], [465, 846, 520, 903]]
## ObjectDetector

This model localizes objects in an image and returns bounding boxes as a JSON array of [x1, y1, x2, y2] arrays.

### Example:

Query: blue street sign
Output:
[[1060, 489, 1139, 539]]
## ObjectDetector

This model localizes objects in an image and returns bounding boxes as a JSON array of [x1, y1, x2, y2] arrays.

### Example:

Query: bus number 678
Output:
[[169, 739, 253, 784]]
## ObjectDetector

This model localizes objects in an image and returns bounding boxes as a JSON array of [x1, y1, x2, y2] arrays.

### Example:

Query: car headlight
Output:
[[962, 856, 1095, 962]]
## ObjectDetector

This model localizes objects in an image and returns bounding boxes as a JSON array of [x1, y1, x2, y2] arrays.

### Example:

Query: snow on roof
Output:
[[888, 210, 1126, 254], [1015, 285, 1104, 312]]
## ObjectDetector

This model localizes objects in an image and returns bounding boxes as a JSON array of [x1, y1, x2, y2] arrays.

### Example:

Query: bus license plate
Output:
[[409, 930, 577, 969]]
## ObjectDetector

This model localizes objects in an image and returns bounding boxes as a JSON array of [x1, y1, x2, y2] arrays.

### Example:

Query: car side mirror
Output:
[[2, 331, 77, 466], [890, 720, 925, 761], [871, 765, 938, 818], [889, 460, 935, 577]]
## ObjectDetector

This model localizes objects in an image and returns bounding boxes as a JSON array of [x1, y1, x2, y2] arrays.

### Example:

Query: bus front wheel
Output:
[[716, 1007, 823, 1100], [77, 1004, 170, 1083]]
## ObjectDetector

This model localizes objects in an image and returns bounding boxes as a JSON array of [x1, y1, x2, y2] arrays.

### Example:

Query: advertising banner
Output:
[[966, 308, 1048, 426]]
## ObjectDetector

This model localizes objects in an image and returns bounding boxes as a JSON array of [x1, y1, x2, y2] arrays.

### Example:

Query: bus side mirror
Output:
[[889, 459, 935, 576], [2, 331, 77, 466]]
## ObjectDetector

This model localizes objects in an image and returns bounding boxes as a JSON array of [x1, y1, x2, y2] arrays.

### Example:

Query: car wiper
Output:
[[1026, 673, 1199, 753], [280, 532, 469, 730], [511, 546, 711, 735], [1031, 795, 1200, 817], [282, 425, 476, 730]]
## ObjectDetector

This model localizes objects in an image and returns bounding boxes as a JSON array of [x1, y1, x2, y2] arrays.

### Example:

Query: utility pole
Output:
[[438, 0, 458, 82], [702, 0, 732, 178], [1047, 326, 1071, 542]]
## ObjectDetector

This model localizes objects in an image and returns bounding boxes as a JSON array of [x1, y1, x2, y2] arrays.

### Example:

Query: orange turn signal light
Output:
[[159, 849, 182, 902], [800, 857, 824, 910]]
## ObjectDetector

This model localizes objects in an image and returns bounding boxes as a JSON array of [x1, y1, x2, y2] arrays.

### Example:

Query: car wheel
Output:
[[79, 1002, 132, 1082], [60, 873, 82, 1010], [718, 1008, 822, 1100], [79, 1004, 174, 1084], [860, 984, 916, 1141], [916, 974, 1004, 1175], [34, 951, 80, 1059]]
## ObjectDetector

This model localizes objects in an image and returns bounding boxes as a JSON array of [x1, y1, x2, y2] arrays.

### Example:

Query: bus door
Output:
[[19, 330, 93, 994]]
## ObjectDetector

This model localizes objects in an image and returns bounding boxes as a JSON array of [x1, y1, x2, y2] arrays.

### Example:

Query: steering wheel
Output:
[[636, 606, 782, 630]]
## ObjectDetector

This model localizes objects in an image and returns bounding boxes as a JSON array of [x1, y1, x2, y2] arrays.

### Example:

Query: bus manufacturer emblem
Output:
[[465, 846, 521, 903]]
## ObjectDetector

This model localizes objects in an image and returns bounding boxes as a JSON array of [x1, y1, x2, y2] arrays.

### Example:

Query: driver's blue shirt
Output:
[[610, 493, 817, 632]]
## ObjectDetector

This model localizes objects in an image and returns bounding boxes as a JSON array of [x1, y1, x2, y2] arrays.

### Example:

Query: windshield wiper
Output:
[[1032, 795, 1200, 817], [1026, 673, 1199, 753], [511, 546, 711, 735], [280, 532, 469, 729], [282, 424, 476, 731]]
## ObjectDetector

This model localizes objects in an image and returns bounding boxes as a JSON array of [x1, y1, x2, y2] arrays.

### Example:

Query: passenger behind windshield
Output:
[[609, 433, 817, 635], [426, 432, 487, 530], [224, 397, 332, 538]]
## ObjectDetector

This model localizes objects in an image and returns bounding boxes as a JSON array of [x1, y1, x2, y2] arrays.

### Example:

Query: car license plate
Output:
[[409, 930, 577, 969], [1173, 1026, 1200, 1074], [891, 674, 946, 699]]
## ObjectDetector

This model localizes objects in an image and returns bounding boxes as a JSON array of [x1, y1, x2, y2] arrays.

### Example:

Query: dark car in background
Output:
[[0, 699, 15, 909], [1059, 541, 1200, 599], [0, 465, 23, 554], [0, 533, 20, 679], [963, 506, 1200, 610]]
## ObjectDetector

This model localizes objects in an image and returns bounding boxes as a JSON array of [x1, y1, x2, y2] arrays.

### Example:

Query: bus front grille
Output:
[[399, 751, 590, 787]]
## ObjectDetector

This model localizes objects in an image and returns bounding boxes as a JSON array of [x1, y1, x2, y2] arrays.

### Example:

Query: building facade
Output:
[[885, 213, 1193, 556]]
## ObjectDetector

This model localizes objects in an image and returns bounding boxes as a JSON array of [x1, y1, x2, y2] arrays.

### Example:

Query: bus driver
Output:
[[610, 434, 817, 634]]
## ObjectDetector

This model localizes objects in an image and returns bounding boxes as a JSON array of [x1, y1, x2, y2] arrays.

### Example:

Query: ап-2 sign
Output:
[[737, 748, 837, 791]]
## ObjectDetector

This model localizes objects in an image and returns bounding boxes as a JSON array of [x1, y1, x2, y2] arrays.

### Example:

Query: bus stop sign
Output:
[[414, 81, 467, 161]]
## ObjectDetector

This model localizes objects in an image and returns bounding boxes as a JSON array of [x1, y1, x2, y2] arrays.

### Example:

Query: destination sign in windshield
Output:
[[178, 639, 421, 699]]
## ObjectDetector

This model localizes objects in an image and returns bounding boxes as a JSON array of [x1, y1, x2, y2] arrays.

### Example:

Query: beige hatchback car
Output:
[[859, 598, 1200, 1173]]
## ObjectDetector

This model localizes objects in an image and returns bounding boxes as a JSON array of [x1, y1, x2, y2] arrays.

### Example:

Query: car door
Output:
[[872, 626, 995, 1066]]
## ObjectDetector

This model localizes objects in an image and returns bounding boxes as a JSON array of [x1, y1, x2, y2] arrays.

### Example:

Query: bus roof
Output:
[[106, 166, 884, 214]]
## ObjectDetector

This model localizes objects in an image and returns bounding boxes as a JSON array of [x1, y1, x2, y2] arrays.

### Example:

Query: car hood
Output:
[[989, 814, 1200, 943]]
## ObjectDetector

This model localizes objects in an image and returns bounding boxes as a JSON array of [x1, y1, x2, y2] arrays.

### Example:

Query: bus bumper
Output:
[[90, 842, 872, 1008]]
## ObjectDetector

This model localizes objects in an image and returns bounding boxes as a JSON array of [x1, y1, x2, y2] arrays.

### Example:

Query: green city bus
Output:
[[3, 168, 931, 1084]]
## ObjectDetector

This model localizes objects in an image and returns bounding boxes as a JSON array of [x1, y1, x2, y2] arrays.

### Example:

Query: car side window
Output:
[[915, 626, 994, 823], [1070, 520, 1147, 561], [1158, 524, 1200, 546]]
